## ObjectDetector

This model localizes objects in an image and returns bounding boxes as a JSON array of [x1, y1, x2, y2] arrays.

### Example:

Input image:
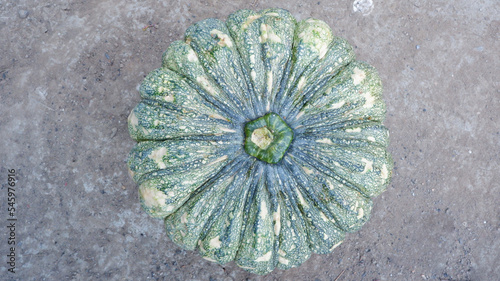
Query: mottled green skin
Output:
[[244, 113, 293, 164], [127, 8, 393, 275]]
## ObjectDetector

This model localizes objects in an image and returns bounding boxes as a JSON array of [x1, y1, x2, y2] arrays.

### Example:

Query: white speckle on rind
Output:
[[209, 236, 222, 249], [268, 32, 281, 43], [367, 136, 376, 142], [266, 71, 273, 92], [278, 249, 286, 256], [182, 179, 199, 185], [302, 166, 314, 175], [330, 100, 345, 109], [316, 138, 333, 145], [187, 49, 198, 62], [296, 191, 309, 207], [219, 127, 237, 133], [181, 212, 188, 224], [273, 206, 281, 236], [260, 24, 282, 43], [362, 91, 375, 108], [210, 29, 233, 47], [295, 110, 305, 120], [278, 256, 289, 265], [352, 201, 358, 211], [297, 76, 306, 91], [329, 241, 342, 251], [318, 42, 329, 59], [260, 200, 268, 220], [255, 251, 272, 262], [148, 147, 167, 169], [209, 114, 229, 121], [351, 67, 366, 85], [241, 15, 261, 30], [139, 185, 167, 209], [163, 95, 174, 102], [346, 127, 362, 133], [196, 76, 218, 95], [320, 212, 329, 222], [357, 208, 364, 219], [141, 127, 150, 136], [239, 265, 256, 270], [128, 111, 139, 127], [198, 240, 206, 252], [361, 158, 373, 174], [266, 12, 280, 17], [208, 155, 228, 166], [251, 70, 257, 80], [128, 168, 135, 178], [381, 164, 389, 179], [203, 256, 216, 262], [249, 54, 256, 64]]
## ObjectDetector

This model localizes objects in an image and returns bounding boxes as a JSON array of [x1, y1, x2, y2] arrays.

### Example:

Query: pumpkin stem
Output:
[[244, 113, 293, 164]]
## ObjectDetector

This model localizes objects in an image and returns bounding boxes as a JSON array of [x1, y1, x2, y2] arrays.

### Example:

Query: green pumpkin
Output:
[[127, 8, 392, 275]]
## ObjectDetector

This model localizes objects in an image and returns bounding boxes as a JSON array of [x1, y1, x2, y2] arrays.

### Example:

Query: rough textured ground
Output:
[[1, 0, 499, 280]]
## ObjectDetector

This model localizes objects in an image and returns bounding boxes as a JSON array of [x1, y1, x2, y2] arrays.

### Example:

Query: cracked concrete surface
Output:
[[0, 0, 499, 280]]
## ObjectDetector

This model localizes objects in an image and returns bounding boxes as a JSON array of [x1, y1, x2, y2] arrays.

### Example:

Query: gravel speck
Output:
[[18, 9, 29, 19]]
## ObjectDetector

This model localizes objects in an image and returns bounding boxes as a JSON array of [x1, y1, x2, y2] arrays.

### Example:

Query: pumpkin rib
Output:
[[234, 162, 278, 275], [257, 9, 297, 116], [197, 158, 256, 264], [164, 155, 251, 247], [281, 157, 339, 223], [227, 8, 297, 118], [138, 67, 234, 123], [290, 61, 386, 128], [127, 139, 240, 184], [226, 9, 267, 117], [278, 164, 345, 254], [292, 143, 390, 198], [184, 19, 256, 119], [273, 18, 334, 115], [162, 40, 248, 122], [284, 46, 356, 121], [128, 100, 240, 142], [288, 149, 371, 200], [283, 154, 373, 232], [296, 123, 390, 149], [164, 164, 239, 250], [273, 165, 313, 267], [278, 37, 356, 119]]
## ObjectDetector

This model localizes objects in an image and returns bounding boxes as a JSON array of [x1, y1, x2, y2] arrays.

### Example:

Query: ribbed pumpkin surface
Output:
[[127, 8, 393, 275]]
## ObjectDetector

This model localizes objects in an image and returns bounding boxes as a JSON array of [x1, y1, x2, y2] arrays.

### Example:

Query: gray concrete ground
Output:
[[0, 0, 499, 280]]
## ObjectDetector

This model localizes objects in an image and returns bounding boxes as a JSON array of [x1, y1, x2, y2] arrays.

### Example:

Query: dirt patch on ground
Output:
[[1, 0, 498, 280]]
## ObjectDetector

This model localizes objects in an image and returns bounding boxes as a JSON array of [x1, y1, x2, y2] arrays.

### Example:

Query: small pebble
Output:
[[18, 9, 29, 19], [416, 45, 420, 50]]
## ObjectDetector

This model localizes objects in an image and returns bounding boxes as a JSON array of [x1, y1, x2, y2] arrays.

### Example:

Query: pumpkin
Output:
[[127, 8, 392, 275]]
